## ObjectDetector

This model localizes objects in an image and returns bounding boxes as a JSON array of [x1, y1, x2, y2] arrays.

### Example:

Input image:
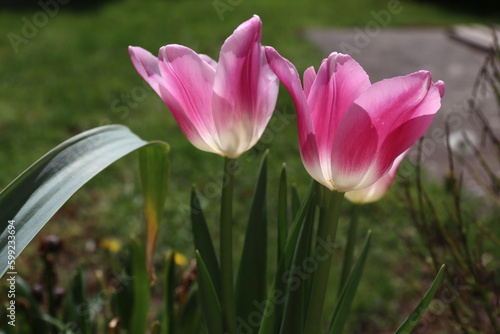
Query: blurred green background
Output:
[[1, 0, 499, 332]]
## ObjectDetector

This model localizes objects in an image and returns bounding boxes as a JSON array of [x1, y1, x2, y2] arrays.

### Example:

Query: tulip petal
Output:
[[128, 46, 164, 97], [211, 15, 275, 157], [435, 80, 445, 97], [345, 150, 407, 204], [129, 16, 280, 159], [214, 15, 261, 112], [200, 54, 218, 69], [254, 47, 279, 141], [265, 47, 326, 187], [303, 66, 316, 98], [331, 71, 443, 190], [157, 45, 222, 154], [306, 54, 371, 188], [308, 54, 371, 183], [330, 104, 379, 191], [157, 85, 219, 153], [355, 71, 440, 129], [362, 71, 443, 176], [130, 45, 219, 153]]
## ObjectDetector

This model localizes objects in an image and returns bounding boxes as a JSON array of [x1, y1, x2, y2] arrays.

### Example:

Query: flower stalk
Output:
[[338, 205, 359, 295], [220, 157, 237, 334], [303, 189, 343, 334]]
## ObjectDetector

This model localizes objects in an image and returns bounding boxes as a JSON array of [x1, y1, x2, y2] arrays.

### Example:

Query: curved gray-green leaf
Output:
[[0, 125, 168, 277]]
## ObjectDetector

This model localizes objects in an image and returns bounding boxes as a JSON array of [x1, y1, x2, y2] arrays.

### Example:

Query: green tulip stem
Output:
[[220, 157, 237, 334], [303, 189, 344, 334], [338, 204, 359, 295]]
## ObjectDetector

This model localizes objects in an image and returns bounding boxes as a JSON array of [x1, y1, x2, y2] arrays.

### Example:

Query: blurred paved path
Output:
[[304, 28, 499, 196]]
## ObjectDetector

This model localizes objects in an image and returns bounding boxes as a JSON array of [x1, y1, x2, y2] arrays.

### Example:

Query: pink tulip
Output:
[[265, 48, 445, 192], [345, 151, 407, 204], [129, 15, 279, 158]]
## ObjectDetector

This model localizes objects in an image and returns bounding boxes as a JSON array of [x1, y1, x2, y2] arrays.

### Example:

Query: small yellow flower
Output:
[[99, 238, 122, 253], [165, 250, 188, 267]]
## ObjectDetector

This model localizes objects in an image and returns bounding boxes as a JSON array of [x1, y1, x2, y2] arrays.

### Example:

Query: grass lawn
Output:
[[1, 0, 499, 332]]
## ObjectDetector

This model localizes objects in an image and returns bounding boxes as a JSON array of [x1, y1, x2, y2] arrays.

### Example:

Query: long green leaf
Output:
[[303, 189, 343, 334], [191, 188, 221, 298], [151, 321, 162, 334], [162, 252, 177, 334], [329, 230, 371, 334], [196, 251, 224, 334], [279, 201, 316, 334], [337, 205, 360, 295], [277, 164, 288, 265], [235, 152, 268, 331], [15, 276, 50, 332], [290, 185, 301, 221], [105, 245, 148, 333], [258, 181, 317, 334], [114, 268, 134, 331], [272, 164, 289, 334], [178, 286, 204, 334], [130, 237, 151, 334], [62, 264, 92, 334], [393, 265, 446, 334], [284, 181, 317, 268], [0, 125, 167, 277], [139, 142, 170, 284]]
